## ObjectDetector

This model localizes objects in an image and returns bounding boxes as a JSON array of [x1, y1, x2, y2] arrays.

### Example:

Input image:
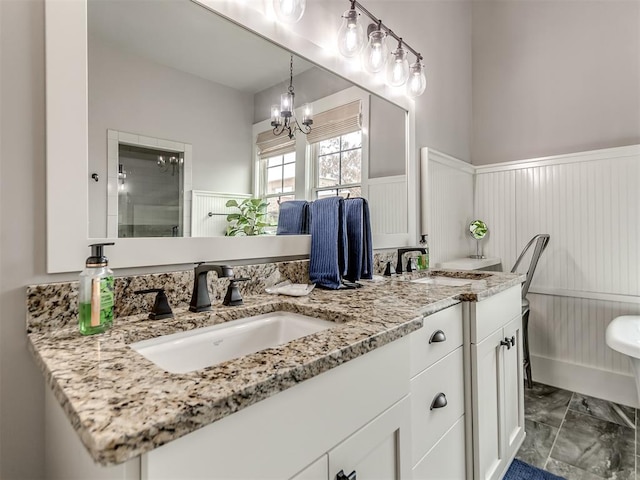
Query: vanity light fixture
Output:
[[407, 56, 427, 98], [363, 22, 388, 74], [337, 1, 366, 58], [273, 0, 306, 24], [386, 39, 409, 87], [270, 56, 313, 139], [336, 0, 427, 96]]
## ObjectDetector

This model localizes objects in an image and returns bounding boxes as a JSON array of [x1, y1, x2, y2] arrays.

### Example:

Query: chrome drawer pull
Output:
[[429, 330, 446, 344], [430, 392, 448, 410]]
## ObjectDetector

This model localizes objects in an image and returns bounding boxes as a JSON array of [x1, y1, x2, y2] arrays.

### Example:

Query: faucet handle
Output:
[[134, 288, 174, 320], [383, 262, 396, 276], [223, 278, 249, 307]]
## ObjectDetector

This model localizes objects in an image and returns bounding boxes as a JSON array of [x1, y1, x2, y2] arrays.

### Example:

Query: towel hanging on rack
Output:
[[309, 197, 347, 289], [276, 200, 310, 235], [344, 198, 373, 282]]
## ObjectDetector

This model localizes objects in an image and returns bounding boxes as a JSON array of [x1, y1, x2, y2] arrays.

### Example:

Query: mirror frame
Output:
[[45, 0, 417, 273]]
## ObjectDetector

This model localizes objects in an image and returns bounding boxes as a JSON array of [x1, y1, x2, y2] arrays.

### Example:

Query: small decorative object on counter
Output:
[[469, 220, 488, 259], [265, 280, 315, 297], [417, 234, 430, 270], [78, 243, 115, 335]]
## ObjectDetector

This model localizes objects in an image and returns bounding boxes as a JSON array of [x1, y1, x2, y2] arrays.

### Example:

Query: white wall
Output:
[[0, 1, 473, 477], [472, 0, 640, 165], [361, 0, 473, 164], [1, 1, 51, 477], [369, 95, 406, 178], [89, 37, 255, 237]]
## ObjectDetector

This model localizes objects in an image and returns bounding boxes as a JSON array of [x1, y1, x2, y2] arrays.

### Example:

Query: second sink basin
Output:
[[130, 311, 335, 374]]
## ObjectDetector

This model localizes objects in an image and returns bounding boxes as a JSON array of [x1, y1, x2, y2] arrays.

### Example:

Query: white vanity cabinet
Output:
[[45, 335, 412, 480], [409, 304, 467, 480], [466, 285, 525, 480]]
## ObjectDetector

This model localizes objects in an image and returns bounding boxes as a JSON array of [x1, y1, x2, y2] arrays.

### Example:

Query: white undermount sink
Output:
[[411, 276, 482, 287], [130, 312, 335, 374]]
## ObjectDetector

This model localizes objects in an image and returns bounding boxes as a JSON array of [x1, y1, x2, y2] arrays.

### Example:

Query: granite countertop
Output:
[[27, 269, 523, 466]]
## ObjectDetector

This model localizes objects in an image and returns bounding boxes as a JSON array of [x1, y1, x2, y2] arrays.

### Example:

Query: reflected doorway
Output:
[[118, 145, 183, 237]]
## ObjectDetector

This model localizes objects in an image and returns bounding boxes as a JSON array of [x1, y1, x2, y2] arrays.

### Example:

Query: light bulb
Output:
[[337, 9, 365, 58], [270, 105, 282, 126], [406, 59, 427, 97], [273, 0, 306, 24], [386, 44, 409, 87], [280, 92, 293, 117], [302, 103, 313, 126], [363, 30, 388, 74]]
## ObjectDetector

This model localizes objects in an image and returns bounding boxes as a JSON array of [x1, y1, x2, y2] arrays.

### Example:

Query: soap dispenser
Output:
[[418, 234, 430, 270], [78, 242, 115, 335]]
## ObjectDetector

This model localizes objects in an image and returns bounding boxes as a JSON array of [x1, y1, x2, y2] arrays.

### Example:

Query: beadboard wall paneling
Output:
[[512, 156, 640, 296], [368, 175, 409, 235], [529, 293, 640, 375], [191, 191, 251, 237], [474, 145, 640, 405], [473, 169, 518, 268], [421, 148, 475, 267]]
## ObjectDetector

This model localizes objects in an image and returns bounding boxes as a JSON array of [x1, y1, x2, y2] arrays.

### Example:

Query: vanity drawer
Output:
[[410, 304, 462, 377], [470, 285, 521, 344], [410, 347, 464, 465], [412, 416, 466, 479]]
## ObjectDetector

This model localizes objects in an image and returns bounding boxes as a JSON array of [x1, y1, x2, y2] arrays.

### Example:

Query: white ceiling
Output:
[[88, 0, 315, 94]]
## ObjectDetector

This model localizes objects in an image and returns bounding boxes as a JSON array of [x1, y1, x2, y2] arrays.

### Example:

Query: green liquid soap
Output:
[[78, 302, 108, 336]]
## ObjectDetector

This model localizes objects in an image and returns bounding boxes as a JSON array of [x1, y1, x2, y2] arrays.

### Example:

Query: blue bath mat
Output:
[[504, 459, 565, 480]]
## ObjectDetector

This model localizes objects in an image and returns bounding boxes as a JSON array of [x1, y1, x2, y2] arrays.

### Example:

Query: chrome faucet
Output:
[[189, 263, 234, 312], [396, 248, 427, 274]]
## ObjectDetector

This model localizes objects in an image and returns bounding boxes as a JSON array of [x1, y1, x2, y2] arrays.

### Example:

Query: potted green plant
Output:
[[225, 198, 272, 236]]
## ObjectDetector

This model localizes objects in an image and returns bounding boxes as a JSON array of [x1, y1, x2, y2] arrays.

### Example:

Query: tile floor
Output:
[[516, 382, 637, 479]]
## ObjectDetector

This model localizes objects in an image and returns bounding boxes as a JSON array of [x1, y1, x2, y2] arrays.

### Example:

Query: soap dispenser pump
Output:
[[78, 242, 115, 335]]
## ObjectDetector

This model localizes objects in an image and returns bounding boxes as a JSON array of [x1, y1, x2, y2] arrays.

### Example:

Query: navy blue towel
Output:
[[276, 200, 310, 235], [344, 198, 373, 282], [309, 197, 347, 289]]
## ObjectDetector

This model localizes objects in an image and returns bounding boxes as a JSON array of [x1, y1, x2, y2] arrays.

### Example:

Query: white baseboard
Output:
[[531, 354, 639, 408]]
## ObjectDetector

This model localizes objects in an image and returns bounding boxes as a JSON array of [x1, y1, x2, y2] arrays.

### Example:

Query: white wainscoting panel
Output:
[[420, 148, 475, 266], [513, 156, 640, 296], [368, 176, 408, 248], [529, 294, 640, 376], [473, 169, 518, 269], [191, 191, 251, 237], [474, 145, 640, 406]]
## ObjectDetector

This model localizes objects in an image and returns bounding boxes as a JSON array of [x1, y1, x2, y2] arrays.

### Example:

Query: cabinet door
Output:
[[329, 397, 411, 480], [502, 316, 525, 459], [471, 329, 505, 480]]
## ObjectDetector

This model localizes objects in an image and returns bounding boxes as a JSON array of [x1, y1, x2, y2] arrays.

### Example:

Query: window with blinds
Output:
[[310, 100, 363, 199]]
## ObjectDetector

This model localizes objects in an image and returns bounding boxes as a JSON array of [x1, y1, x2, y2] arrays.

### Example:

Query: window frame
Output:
[[311, 130, 364, 199]]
